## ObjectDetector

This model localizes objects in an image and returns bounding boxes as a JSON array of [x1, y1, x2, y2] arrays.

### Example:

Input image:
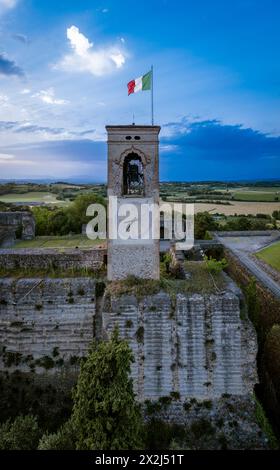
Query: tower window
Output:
[[125, 136, 132, 140], [123, 153, 144, 196], [134, 136, 141, 140]]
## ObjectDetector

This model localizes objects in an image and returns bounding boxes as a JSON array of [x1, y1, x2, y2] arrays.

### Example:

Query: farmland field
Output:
[[233, 191, 280, 202], [194, 201, 280, 216], [0, 192, 69, 206], [256, 241, 280, 272]]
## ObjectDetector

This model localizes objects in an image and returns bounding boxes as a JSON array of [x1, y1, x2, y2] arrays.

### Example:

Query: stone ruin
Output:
[[0, 211, 35, 248]]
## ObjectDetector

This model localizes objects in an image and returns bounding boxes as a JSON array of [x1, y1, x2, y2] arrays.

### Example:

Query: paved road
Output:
[[216, 234, 280, 299]]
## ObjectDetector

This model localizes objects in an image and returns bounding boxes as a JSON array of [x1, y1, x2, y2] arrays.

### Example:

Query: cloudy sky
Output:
[[0, 0, 280, 181]]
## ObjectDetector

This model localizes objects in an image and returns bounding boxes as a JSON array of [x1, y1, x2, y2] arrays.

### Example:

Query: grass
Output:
[[233, 191, 280, 202], [13, 235, 106, 251], [0, 265, 107, 279], [256, 241, 280, 272], [0, 192, 65, 204], [107, 262, 226, 298], [0, 191, 69, 206]]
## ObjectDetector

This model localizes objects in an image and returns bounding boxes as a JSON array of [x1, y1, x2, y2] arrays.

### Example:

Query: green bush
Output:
[[263, 325, 280, 392], [204, 256, 228, 274], [33, 193, 106, 236], [0, 415, 41, 450], [71, 327, 144, 450], [38, 420, 76, 450], [194, 212, 217, 240], [245, 278, 260, 330], [254, 395, 278, 449]]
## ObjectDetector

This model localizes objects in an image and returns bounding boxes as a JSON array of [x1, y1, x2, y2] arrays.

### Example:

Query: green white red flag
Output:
[[127, 70, 152, 95]]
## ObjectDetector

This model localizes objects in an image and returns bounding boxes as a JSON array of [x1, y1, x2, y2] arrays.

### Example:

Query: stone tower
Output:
[[106, 125, 161, 280]]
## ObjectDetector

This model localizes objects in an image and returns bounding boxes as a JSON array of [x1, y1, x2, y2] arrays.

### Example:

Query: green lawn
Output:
[[233, 191, 280, 202], [256, 241, 280, 272], [14, 235, 106, 251], [0, 192, 68, 205]]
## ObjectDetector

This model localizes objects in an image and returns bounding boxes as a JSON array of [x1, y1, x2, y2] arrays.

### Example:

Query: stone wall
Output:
[[214, 230, 280, 238], [0, 212, 35, 241], [102, 290, 257, 400], [0, 277, 96, 375], [144, 396, 269, 449], [0, 247, 106, 271]]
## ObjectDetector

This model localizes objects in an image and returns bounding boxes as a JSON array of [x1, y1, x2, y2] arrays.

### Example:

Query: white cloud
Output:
[[0, 0, 18, 11], [0, 152, 14, 160], [0, 94, 9, 103], [20, 88, 31, 94], [57, 25, 126, 77], [33, 87, 68, 105], [159, 144, 179, 153]]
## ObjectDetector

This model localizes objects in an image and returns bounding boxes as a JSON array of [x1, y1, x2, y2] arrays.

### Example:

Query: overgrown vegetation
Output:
[[254, 395, 278, 449], [0, 415, 41, 450], [225, 250, 280, 438], [0, 329, 144, 450], [33, 193, 106, 236], [204, 256, 228, 274]]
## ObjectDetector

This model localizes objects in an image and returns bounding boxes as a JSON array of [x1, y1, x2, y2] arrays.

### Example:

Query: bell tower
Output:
[[106, 124, 161, 280]]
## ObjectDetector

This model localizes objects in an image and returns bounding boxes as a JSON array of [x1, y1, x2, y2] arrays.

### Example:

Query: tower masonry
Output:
[[106, 125, 161, 280]]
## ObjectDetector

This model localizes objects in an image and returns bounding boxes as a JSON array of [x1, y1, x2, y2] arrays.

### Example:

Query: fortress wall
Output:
[[0, 248, 106, 271], [0, 277, 96, 375], [0, 212, 35, 240], [103, 291, 258, 400]]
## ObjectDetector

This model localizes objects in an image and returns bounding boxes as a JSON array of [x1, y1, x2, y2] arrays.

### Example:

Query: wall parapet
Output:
[[0, 247, 106, 271]]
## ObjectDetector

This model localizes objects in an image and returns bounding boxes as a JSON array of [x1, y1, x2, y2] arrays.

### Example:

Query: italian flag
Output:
[[127, 70, 152, 95]]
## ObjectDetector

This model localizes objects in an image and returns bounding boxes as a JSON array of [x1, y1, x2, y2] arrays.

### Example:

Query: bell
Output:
[[128, 164, 140, 183]]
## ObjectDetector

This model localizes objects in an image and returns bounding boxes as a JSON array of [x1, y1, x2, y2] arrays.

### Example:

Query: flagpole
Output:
[[151, 65, 154, 125]]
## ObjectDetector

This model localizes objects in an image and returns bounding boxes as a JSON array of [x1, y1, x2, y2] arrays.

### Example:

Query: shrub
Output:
[[38, 420, 76, 450], [71, 327, 144, 450], [254, 395, 278, 449], [204, 256, 228, 274], [263, 325, 280, 392], [136, 326, 144, 343], [194, 212, 218, 240], [244, 278, 260, 330], [0, 415, 41, 450]]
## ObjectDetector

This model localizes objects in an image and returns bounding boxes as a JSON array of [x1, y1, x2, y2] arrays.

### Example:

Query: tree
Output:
[[32, 206, 54, 235], [38, 420, 76, 450], [0, 415, 41, 450], [71, 327, 144, 450], [194, 212, 217, 240], [32, 193, 107, 236], [238, 217, 252, 231]]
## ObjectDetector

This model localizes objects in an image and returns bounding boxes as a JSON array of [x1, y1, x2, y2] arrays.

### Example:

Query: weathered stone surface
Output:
[[108, 242, 160, 280], [0, 247, 106, 271], [106, 125, 160, 199], [145, 396, 270, 450], [107, 125, 160, 280], [103, 290, 258, 400], [0, 277, 95, 373], [0, 212, 35, 242]]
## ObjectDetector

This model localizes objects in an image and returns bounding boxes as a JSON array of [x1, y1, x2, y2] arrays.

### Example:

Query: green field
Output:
[[0, 192, 68, 205], [256, 241, 280, 272], [233, 191, 280, 202], [14, 235, 106, 251]]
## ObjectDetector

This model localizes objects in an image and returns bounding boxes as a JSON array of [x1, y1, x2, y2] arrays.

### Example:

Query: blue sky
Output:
[[0, 0, 280, 181]]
